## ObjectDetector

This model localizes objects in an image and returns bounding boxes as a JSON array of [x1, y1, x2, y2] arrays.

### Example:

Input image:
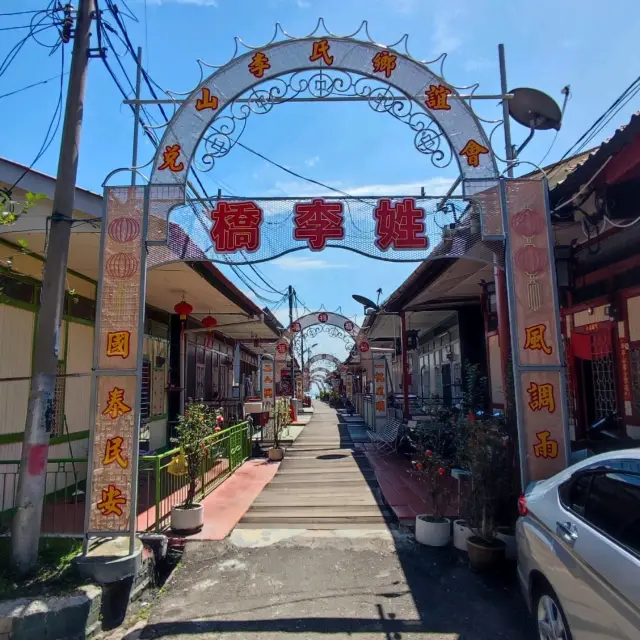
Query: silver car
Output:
[[517, 449, 640, 640]]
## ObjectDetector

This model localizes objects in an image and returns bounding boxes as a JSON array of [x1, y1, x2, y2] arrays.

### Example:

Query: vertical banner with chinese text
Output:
[[346, 373, 353, 400], [504, 179, 569, 484], [296, 376, 303, 401], [261, 360, 274, 404], [373, 358, 387, 431], [87, 186, 146, 536]]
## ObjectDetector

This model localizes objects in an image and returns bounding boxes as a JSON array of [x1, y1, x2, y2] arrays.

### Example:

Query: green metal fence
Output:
[[137, 420, 252, 532], [0, 420, 252, 537]]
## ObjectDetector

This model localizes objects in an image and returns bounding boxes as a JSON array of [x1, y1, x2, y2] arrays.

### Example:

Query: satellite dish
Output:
[[508, 88, 563, 131], [352, 294, 380, 311]]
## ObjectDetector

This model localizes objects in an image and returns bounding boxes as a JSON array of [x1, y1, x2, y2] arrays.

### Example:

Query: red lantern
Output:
[[318, 312, 328, 323], [513, 244, 548, 274], [105, 252, 139, 279], [511, 208, 544, 240], [359, 340, 370, 353], [174, 300, 193, 320], [202, 315, 217, 329], [108, 216, 141, 243]]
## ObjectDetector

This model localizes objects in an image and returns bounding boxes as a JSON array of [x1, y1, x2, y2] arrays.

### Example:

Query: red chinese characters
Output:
[[210, 201, 264, 253], [294, 199, 344, 250], [373, 198, 428, 251]]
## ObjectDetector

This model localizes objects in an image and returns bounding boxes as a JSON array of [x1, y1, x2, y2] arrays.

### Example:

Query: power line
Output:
[[0, 72, 67, 100], [6, 45, 65, 192]]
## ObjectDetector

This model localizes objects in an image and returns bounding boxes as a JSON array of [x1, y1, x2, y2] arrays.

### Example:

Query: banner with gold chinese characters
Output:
[[86, 186, 146, 535], [88, 376, 137, 531], [504, 179, 569, 484], [373, 359, 387, 419], [519, 371, 567, 479], [261, 360, 274, 403]]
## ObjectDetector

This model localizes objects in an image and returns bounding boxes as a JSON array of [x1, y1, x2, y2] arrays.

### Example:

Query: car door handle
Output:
[[556, 521, 578, 543]]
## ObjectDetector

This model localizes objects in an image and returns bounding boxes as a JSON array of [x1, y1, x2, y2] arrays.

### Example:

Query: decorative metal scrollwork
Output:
[[196, 69, 453, 174]]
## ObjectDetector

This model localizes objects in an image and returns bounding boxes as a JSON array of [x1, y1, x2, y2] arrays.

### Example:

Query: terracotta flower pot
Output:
[[268, 447, 285, 461], [170, 503, 204, 534], [466, 535, 506, 571], [415, 515, 451, 547]]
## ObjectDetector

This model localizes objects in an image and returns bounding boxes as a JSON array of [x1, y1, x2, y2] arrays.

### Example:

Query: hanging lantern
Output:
[[202, 315, 217, 329], [511, 208, 544, 241], [514, 245, 549, 312], [174, 300, 193, 320]]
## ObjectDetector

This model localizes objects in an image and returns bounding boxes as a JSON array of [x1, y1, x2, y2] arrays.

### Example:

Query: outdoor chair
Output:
[[367, 418, 401, 455]]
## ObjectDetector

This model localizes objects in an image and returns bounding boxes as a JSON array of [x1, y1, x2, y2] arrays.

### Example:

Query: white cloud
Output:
[[146, 0, 218, 5], [464, 58, 492, 73], [269, 177, 455, 198], [431, 10, 463, 55], [304, 156, 320, 168], [272, 256, 348, 270], [296, 0, 311, 6]]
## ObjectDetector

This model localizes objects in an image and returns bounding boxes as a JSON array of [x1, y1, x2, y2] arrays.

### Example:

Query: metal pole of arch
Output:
[[495, 43, 514, 413]]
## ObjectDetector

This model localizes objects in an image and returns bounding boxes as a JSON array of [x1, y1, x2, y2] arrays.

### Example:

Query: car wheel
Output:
[[535, 589, 572, 640]]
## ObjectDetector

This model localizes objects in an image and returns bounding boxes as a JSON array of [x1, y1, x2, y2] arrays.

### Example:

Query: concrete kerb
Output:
[[0, 585, 102, 640], [0, 536, 167, 640]]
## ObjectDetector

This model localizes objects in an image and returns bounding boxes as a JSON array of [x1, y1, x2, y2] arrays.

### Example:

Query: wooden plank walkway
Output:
[[235, 402, 394, 529]]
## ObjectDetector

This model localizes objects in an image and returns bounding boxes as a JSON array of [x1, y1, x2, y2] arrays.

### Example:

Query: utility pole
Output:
[[288, 285, 294, 398], [12, 0, 94, 572]]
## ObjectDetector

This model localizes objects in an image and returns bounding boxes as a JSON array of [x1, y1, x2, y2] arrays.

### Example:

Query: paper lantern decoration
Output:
[[174, 300, 193, 320], [202, 315, 217, 329], [514, 245, 548, 311], [511, 208, 544, 241], [359, 340, 370, 353], [108, 216, 140, 243], [105, 252, 139, 279]]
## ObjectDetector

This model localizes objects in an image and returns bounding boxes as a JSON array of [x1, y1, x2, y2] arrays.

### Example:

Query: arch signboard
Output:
[[83, 23, 569, 551]]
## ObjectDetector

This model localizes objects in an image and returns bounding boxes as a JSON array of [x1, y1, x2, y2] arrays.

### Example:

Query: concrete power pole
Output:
[[12, 0, 95, 572]]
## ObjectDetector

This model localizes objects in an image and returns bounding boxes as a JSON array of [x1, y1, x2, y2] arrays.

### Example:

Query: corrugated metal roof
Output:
[[550, 111, 640, 206]]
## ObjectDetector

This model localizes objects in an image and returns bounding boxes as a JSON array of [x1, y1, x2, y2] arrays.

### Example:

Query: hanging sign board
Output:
[[296, 376, 303, 401]]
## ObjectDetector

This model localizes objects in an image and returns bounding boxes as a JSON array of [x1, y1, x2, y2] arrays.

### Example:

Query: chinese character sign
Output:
[[504, 180, 569, 484], [296, 376, 303, 401], [346, 373, 353, 400], [98, 188, 145, 370], [374, 359, 387, 418], [88, 376, 137, 531], [88, 186, 146, 535], [262, 361, 275, 404], [520, 371, 567, 480]]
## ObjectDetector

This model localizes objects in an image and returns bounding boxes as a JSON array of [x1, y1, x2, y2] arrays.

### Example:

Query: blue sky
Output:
[[3, 0, 640, 373]]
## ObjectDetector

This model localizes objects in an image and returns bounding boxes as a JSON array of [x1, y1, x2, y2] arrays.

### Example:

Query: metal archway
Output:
[[306, 353, 343, 368]]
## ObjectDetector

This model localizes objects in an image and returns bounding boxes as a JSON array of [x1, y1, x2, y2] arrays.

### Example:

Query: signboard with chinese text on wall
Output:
[[503, 179, 569, 484], [86, 186, 146, 536]]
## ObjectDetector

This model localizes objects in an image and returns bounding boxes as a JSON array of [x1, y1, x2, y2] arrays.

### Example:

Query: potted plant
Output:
[[170, 401, 214, 533], [465, 419, 509, 570], [410, 425, 453, 547], [269, 398, 290, 461]]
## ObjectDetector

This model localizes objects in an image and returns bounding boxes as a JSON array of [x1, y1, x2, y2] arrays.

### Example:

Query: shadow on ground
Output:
[[133, 406, 535, 639]]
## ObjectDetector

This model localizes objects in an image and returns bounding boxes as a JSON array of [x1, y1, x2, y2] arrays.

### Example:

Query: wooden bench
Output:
[[367, 418, 401, 454]]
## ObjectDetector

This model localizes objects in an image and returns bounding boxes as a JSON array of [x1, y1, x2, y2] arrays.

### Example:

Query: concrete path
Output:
[[236, 402, 393, 529]]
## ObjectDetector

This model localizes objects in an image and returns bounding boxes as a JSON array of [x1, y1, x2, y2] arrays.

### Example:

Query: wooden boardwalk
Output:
[[236, 402, 393, 529]]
